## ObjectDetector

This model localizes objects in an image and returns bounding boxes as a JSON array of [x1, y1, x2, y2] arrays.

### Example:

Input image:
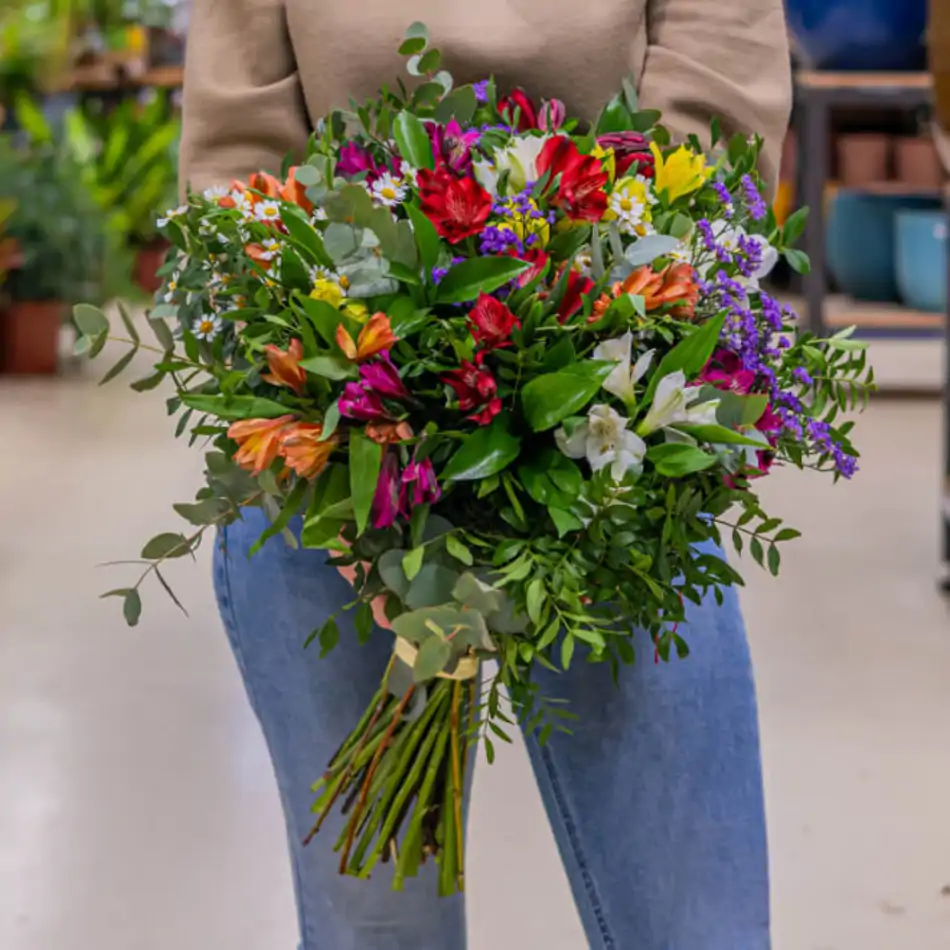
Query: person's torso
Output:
[[285, 0, 649, 124]]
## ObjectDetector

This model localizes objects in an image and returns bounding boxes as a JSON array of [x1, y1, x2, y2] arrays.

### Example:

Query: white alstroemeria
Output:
[[592, 332, 655, 404], [709, 220, 778, 289], [474, 135, 551, 195], [556, 404, 647, 481], [638, 371, 720, 435]]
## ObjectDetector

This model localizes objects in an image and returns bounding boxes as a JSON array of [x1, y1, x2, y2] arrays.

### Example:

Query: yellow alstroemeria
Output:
[[591, 144, 617, 185], [343, 300, 370, 323], [310, 276, 348, 309], [650, 142, 711, 203]]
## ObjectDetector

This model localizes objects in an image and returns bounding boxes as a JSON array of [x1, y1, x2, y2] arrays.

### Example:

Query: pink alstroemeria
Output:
[[538, 99, 566, 131], [427, 119, 480, 175], [700, 349, 756, 395], [372, 451, 402, 529], [359, 352, 409, 400], [339, 382, 391, 422], [400, 456, 442, 509], [337, 142, 382, 181]]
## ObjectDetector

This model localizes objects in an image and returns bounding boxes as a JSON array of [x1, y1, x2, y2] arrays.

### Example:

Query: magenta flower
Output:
[[427, 119, 480, 175], [400, 456, 441, 509], [339, 382, 391, 422], [700, 349, 756, 395], [372, 451, 402, 529], [337, 142, 382, 181], [359, 352, 409, 400], [538, 99, 566, 131], [755, 404, 782, 434]]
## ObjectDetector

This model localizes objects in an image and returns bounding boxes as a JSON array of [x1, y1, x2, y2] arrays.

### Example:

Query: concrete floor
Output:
[[2, 340, 950, 950]]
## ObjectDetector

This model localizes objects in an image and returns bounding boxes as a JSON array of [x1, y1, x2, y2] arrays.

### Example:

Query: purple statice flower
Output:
[[792, 367, 813, 386], [741, 174, 768, 221], [711, 181, 734, 218], [473, 80, 490, 104], [479, 122, 513, 134], [697, 218, 731, 263], [805, 418, 859, 478], [736, 233, 764, 278], [432, 266, 450, 284], [479, 224, 523, 256], [759, 291, 785, 332]]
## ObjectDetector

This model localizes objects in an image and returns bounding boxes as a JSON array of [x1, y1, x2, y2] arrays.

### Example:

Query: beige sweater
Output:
[[180, 0, 792, 193]]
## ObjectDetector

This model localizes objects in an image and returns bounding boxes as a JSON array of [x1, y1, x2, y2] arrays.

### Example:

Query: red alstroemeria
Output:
[[442, 360, 501, 425], [417, 168, 492, 244], [498, 89, 539, 132], [468, 293, 520, 349], [536, 137, 609, 222], [557, 269, 595, 323], [597, 131, 655, 178], [507, 246, 549, 287]]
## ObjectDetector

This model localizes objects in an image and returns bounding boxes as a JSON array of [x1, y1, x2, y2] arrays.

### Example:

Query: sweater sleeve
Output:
[[636, 0, 792, 193], [179, 0, 311, 195]]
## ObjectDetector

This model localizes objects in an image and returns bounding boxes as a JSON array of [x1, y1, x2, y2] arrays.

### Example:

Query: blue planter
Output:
[[786, 0, 927, 71], [895, 211, 947, 313], [827, 191, 939, 302]]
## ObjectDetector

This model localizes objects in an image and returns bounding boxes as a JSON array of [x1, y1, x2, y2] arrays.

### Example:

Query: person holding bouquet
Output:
[[178, 3, 793, 948]]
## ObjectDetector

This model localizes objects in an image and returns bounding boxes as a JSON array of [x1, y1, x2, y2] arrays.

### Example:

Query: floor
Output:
[[2, 337, 950, 950]]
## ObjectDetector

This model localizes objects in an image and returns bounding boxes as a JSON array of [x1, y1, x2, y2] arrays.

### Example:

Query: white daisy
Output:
[[202, 185, 230, 202], [163, 273, 180, 304], [157, 204, 187, 228], [255, 200, 282, 223], [399, 161, 418, 186], [194, 315, 223, 341], [308, 264, 334, 283], [313, 206, 328, 222], [258, 237, 281, 262], [573, 249, 594, 275], [371, 174, 407, 207]]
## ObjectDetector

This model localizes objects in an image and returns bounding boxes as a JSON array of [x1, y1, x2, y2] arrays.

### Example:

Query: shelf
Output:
[[829, 181, 945, 197], [67, 63, 183, 92], [797, 71, 932, 91], [823, 295, 944, 332]]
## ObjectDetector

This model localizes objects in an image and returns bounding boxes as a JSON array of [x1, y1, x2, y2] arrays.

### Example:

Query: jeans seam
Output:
[[215, 526, 314, 950], [536, 741, 616, 950]]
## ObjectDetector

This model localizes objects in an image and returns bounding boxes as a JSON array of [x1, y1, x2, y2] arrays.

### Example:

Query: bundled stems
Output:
[[306, 669, 475, 895]]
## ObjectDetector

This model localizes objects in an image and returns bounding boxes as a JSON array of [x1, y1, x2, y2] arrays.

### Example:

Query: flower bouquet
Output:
[[75, 24, 873, 896]]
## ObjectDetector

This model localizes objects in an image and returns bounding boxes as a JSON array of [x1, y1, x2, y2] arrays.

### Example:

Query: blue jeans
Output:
[[213, 509, 770, 950]]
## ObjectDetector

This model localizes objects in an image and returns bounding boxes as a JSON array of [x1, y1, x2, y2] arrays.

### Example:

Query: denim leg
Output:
[[523, 571, 770, 950], [213, 510, 467, 950]]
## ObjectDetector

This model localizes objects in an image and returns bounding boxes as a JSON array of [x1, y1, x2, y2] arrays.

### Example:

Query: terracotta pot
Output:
[[133, 241, 169, 294], [0, 300, 66, 375], [836, 133, 891, 187], [894, 137, 944, 189]]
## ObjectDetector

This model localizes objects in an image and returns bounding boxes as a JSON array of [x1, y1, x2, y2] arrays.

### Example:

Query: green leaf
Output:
[[74, 303, 109, 337], [526, 579, 545, 626], [173, 497, 231, 525], [434, 257, 530, 304], [100, 349, 137, 386], [282, 210, 333, 267], [784, 248, 811, 274], [414, 636, 451, 682], [393, 112, 435, 172], [295, 293, 360, 347], [130, 371, 165, 392], [561, 632, 576, 670], [782, 207, 809, 246], [251, 478, 308, 555], [596, 94, 634, 134], [399, 36, 427, 56], [318, 616, 340, 657], [354, 602, 375, 644], [350, 432, 382, 535], [452, 573, 503, 617], [141, 533, 192, 560], [405, 202, 443, 275], [117, 301, 140, 345], [750, 537, 765, 567], [417, 48, 442, 74], [298, 353, 357, 380], [774, 527, 801, 542], [647, 443, 718, 477], [103, 588, 142, 627], [445, 535, 474, 566], [433, 86, 477, 126], [767, 543, 781, 576], [645, 311, 727, 403], [440, 413, 522, 482], [181, 394, 291, 421], [521, 372, 602, 432], [406, 564, 460, 610], [714, 390, 768, 429], [403, 546, 425, 581], [378, 549, 412, 598], [674, 424, 767, 447], [549, 507, 583, 537]]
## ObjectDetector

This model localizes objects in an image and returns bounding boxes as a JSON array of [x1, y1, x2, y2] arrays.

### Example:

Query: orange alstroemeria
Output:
[[280, 167, 315, 215], [365, 420, 414, 445], [228, 416, 295, 475], [281, 422, 338, 480], [245, 242, 274, 269], [336, 312, 398, 363], [591, 262, 700, 320], [248, 171, 282, 199], [262, 339, 307, 395]]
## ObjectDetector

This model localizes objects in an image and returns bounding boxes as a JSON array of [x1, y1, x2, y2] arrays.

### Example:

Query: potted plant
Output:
[[0, 134, 110, 373]]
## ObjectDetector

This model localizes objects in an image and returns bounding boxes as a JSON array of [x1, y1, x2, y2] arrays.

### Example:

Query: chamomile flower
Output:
[[573, 249, 594, 275], [308, 264, 334, 283], [369, 172, 408, 208], [258, 237, 281, 262], [157, 205, 187, 228], [398, 161, 418, 186], [255, 200, 282, 223], [163, 273, 181, 303], [606, 176, 656, 237], [313, 206, 328, 222], [194, 314, 223, 341], [202, 185, 230, 202]]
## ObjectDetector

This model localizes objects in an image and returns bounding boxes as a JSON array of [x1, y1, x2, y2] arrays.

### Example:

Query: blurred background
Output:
[[2, 1, 950, 948]]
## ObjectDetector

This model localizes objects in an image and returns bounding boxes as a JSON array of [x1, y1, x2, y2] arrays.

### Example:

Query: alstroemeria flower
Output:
[[597, 131, 654, 178], [336, 312, 398, 362], [558, 269, 595, 323], [359, 352, 409, 400], [280, 167, 315, 214], [365, 420, 414, 445], [509, 246, 549, 287], [556, 404, 647, 481], [538, 99, 566, 132], [474, 135, 551, 195], [337, 142, 382, 181], [442, 360, 501, 425], [650, 143, 712, 203], [468, 293, 520, 349], [498, 88, 539, 131], [536, 136, 609, 222], [417, 168, 493, 244], [262, 339, 307, 395], [247, 171, 282, 199], [638, 371, 719, 435], [700, 349, 755, 395], [280, 422, 337, 480], [372, 451, 403, 529], [228, 416, 294, 475], [400, 456, 442, 509], [592, 332, 655, 404], [427, 119, 480, 175], [339, 382, 391, 422], [592, 263, 699, 320]]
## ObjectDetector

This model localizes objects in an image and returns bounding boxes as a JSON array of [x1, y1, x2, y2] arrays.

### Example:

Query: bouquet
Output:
[[75, 23, 873, 896]]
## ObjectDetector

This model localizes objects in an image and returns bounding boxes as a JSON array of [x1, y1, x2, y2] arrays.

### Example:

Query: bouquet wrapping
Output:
[[76, 24, 872, 896]]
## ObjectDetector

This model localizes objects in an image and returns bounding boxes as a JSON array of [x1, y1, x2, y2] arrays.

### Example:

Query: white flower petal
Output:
[[556, 423, 589, 459], [631, 348, 655, 384]]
